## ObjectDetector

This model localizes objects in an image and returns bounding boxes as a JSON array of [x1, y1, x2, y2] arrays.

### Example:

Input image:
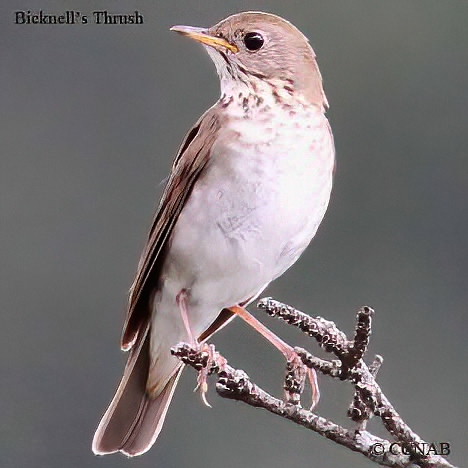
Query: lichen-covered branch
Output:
[[171, 299, 456, 468]]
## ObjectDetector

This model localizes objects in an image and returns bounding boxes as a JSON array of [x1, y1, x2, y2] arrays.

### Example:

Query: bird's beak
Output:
[[170, 25, 239, 53]]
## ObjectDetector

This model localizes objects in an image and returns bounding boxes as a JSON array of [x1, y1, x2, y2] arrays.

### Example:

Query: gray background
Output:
[[1, 1, 467, 467]]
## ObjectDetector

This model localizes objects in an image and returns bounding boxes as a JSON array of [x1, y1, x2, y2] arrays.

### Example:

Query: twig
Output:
[[171, 299, 456, 468], [348, 354, 383, 430]]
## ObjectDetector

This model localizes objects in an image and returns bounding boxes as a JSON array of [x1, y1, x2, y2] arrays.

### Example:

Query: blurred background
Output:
[[1, 1, 467, 467]]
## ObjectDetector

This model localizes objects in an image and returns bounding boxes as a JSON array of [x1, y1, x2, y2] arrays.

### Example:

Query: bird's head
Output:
[[171, 11, 327, 109]]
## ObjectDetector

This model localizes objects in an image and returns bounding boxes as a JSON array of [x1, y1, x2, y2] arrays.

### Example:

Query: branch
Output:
[[171, 299, 456, 468]]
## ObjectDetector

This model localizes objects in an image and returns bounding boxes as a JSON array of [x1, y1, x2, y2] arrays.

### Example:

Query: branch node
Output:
[[346, 306, 374, 368], [369, 354, 384, 377], [294, 347, 343, 378], [258, 297, 348, 357]]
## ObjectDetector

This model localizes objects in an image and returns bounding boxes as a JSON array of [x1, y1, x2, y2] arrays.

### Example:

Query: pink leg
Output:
[[176, 289, 214, 406], [229, 305, 320, 408], [308, 367, 320, 409], [229, 306, 294, 357], [176, 289, 195, 346]]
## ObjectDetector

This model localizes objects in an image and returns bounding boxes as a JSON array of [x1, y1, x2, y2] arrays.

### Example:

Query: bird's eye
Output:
[[243, 32, 264, 51]]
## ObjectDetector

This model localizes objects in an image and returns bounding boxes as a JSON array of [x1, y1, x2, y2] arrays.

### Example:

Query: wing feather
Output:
[[121, 107, 222, 350]]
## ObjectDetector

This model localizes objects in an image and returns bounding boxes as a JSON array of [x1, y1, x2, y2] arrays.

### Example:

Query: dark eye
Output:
[[244, 32, 264, 51]]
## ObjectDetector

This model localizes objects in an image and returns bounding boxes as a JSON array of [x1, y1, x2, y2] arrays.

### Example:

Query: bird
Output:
[[92, 11, 335, 457]]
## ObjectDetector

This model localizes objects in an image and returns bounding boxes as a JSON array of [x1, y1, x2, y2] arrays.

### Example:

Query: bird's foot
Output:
[[228, 305, 320, 409], [172, 341, 227, 407], [284, 351, 320, 410], [193, 343, 226, 407]]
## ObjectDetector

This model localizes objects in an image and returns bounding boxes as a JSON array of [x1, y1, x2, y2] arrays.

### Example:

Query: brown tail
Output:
[[92, 330, 184, 457]]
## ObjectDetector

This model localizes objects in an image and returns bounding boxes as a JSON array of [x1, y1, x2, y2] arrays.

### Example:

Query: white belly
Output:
[[150, 108, 334, 382]]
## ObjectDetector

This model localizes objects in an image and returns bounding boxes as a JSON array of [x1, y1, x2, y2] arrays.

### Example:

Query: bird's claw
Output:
[[193, 343, 219, 407], [283, 352, 320, 409]]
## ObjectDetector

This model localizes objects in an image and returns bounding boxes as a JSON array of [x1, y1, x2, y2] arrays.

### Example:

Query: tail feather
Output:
[[92, 329, 183, 456]]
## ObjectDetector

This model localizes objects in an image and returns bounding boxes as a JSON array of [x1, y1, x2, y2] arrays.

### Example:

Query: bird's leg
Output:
[[228, 305, 320, 408], [176, 289, 195, 346], [229, 305, 291, 354], [176, 289, 212, 406]]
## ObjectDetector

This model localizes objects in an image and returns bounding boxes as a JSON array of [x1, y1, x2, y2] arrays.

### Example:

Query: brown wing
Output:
[[121, 106, 222, 350]]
